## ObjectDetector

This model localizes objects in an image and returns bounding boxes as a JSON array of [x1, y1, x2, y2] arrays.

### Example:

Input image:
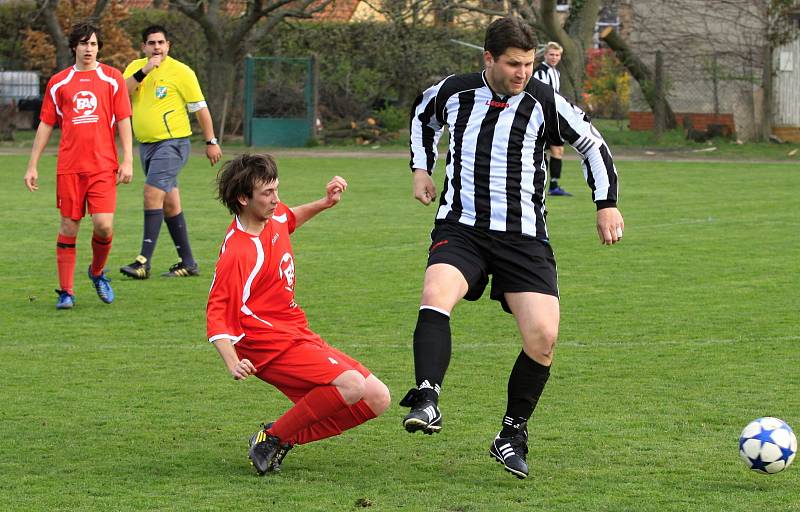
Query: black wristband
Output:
[[133, 69, 147, 83]]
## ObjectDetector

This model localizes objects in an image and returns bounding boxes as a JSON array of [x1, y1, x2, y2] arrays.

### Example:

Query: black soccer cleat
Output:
[[400, 388, 442, 435], [161, 261, 199, 278], [120, 255, 150, 280], [248, 427, 283, 476], [249, 423, 293, 472], [490, 421, 529, 479]]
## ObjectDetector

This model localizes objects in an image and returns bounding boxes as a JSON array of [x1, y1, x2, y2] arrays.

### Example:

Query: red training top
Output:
[[40, 63, 131, 174], [207, 203, 310, 349]]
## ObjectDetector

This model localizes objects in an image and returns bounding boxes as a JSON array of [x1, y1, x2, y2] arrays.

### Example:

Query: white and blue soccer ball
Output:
[[739, 417, 797, 474]]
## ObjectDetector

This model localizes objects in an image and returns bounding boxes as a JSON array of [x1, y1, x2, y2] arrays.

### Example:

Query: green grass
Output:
[[1, 152, 799, 511]]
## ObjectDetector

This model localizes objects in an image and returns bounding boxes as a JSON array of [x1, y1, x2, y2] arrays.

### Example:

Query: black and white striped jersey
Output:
[[533, 62, 560, 93], [409, 71, 618, 240]]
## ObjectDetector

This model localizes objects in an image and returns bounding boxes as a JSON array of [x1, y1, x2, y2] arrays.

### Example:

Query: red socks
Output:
[[90, 234, 112, 277], [56, 234, 77, 294], [291, 399, 377, 445], [268, 386, 349, 443]]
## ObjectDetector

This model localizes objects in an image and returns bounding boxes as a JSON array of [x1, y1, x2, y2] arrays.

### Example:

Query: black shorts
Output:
[[426, 221, 559, 314]]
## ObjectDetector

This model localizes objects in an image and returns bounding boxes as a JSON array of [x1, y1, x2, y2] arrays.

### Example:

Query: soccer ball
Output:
[[739, 417, 797, 474]]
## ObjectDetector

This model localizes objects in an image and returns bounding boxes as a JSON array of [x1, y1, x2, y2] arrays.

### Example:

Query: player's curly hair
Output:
[[484, 17, 536, 58], [216, 153, 279, 215], [68, 22, 103, 57]]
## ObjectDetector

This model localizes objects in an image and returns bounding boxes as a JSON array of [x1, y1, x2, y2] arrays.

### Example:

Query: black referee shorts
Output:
[[426, 221, 559, 314]]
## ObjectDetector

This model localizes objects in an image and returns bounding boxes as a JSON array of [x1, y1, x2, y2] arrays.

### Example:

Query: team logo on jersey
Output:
[[72, 91, 99, 124], [279, 252, 295, 292], [155, 86, 167, 99]]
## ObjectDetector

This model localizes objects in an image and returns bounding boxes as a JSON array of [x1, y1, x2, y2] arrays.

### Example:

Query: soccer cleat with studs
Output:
[[248, 427, 283, 476], [120, 255, 150, 280], [400, 388, 442, 435], [88, 268, 115, 304], [490, 421, 529, 479], [248, 423, 293, 472], [161, 261, 200, 278], [55, 289, 75, 310]]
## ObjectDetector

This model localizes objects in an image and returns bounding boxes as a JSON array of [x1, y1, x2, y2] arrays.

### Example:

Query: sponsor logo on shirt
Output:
[[155, 86, 167, 99], [485, 100, 510, 108], [279, 252, 295, 292], [72, 90, 98, 125]]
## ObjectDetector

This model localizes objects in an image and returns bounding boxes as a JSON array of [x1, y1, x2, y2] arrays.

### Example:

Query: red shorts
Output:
[[56, 171, 117, 220], [235, 329, 371, 403]]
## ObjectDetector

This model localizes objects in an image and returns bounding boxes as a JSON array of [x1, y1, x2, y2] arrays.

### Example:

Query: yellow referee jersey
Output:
[[123, 56, 205, 143]]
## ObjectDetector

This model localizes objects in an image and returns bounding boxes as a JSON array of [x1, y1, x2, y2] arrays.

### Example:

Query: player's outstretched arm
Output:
[[24, 122, 55, 192], [212, 338, 256, 380], [291, 176, 348, 229]]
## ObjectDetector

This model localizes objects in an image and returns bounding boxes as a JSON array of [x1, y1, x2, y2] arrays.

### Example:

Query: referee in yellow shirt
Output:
[[120, 25, 222, 280]]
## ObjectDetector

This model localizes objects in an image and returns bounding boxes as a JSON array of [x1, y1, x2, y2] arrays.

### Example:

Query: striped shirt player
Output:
[[533, 60, 560, 92], [533, 41, 570, 195], [401, 17, 624, 481], [206, 155, 389, 475], [409, 71, 618, 240]]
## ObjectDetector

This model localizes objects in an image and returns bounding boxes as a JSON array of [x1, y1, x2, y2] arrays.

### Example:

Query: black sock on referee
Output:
[[140, 208, 163, 263], [165, 212, 195, 267], [413, 307, 451, 403], [500, 350, 550, 437]]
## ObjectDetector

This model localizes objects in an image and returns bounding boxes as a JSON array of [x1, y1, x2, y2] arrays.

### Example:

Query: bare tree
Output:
[[34, 0, 110, 71], [620, 0, 799, 140], [170, 0, 333, 134], [506, 0, 602, 101]]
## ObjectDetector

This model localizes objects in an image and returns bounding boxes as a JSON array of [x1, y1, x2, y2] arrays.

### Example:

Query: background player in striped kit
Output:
[[533, 41, 570, 196], [402, 17, 624, 479], [23, 22, 133, 310]]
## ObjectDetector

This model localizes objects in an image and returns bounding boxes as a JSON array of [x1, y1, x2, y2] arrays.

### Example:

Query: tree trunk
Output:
[[38, 0, 72, 70], [600, 27, 677, 129], [204, 46, 238, 136], [760, 43, 773, 142], [538, 0, 600, 102]]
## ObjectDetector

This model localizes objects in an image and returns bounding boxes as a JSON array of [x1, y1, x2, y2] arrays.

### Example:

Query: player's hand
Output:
[[413, 169, 436, 205], [117, 161, 133, 185], [597, 207, 624, 245], [323, 175, 348, 207], [206, 143, 222, 166], [230, 358, 256, 380], [142, 54, 163, 74], [24, 167, 39, 191]]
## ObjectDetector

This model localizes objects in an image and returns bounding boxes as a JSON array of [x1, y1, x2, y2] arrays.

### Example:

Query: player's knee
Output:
[[522, 325, 558, 364], [93, 225, 113, 238], [335, 370, 367, 405], [363, 379, 391, 416]]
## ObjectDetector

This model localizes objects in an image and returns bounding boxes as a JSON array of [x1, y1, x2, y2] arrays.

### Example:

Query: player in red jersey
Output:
[[23, 23, 133, 310], [208, 154, 390, 475]]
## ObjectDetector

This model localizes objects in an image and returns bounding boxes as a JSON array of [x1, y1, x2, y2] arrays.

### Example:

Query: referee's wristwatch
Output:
[[206, 137, 218, 146]]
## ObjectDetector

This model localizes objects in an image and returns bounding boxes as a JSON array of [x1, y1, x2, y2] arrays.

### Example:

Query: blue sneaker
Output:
[[88, 268, 115, 304], [548, 186, 572, 197], [55, 289, 75, 310]]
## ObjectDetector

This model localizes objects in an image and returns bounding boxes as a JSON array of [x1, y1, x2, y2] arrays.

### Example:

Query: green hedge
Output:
[[257, 22, 484, 121]]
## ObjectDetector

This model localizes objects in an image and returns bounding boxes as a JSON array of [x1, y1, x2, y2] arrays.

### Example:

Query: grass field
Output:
[[1, 151, 799, 511]]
